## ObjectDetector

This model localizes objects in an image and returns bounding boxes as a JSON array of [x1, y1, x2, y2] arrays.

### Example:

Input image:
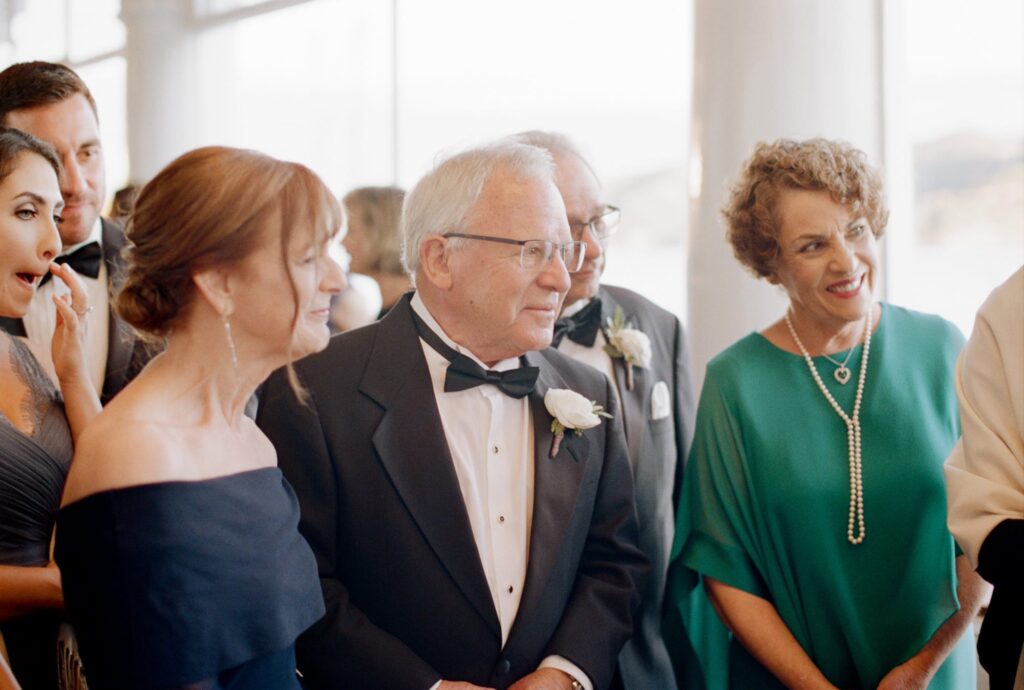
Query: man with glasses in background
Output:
[[258, 141, 647, 690], [511, 132, 696, 690]]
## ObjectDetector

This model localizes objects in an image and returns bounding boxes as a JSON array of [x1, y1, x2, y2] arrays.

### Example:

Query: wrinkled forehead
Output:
[[467, 170, 569, 242]]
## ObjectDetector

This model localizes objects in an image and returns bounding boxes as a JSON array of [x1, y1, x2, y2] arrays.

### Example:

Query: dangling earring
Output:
[[223, 315, 240, 380]]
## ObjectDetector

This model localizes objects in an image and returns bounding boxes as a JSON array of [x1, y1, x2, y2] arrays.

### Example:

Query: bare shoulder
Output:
[[61, 407, 183, 507]]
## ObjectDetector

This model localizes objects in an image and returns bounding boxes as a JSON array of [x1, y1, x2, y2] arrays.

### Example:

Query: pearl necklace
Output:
[[784, 307, 873, 545]]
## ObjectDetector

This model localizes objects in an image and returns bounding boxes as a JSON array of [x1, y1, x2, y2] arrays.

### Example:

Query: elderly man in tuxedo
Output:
[[0, 61, 136, 402], [258, 142, 647, 690], [510, 131, 696, 690]]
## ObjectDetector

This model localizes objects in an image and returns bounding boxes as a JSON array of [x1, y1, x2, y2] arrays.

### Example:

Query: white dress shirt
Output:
[[557, 298, 621, 421], [411, 294, 591, 690], [22, 218, 109, 395]]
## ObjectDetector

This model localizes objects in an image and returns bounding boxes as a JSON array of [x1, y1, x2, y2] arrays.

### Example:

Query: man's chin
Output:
[[59, 220, 98, 246]]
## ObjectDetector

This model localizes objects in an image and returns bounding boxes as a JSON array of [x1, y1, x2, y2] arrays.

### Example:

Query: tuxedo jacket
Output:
[[594, 285, 696, 690], [257, 296, 648, 690], [0, 218, 138, 404]]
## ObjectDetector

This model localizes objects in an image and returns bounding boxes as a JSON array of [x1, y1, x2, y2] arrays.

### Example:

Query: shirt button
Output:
[[507, 585, 514, 594], [492, 445, 500, 454], [497, 515, 505, 524]]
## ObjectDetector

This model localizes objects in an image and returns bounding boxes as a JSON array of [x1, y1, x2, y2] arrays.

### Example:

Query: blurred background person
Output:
[[54, 146, 344, 689], [341, 185, 410, 318], [945, 266, 1023, 690], [0, 128, 98, 690], [670, 138, 985, 689]]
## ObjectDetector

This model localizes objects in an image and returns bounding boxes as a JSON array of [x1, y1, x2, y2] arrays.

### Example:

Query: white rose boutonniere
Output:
[[603, 307, 652, 391], [544, 388, 612, 458]]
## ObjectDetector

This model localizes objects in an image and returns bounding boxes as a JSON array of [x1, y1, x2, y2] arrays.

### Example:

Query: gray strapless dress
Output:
[[0, 336, 73, 690]]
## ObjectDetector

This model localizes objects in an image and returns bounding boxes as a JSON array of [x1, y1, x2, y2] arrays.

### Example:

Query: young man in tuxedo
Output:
[[511, 131, 697, 690], [0, 61, 137, 402], [258, 142, 647, 690]]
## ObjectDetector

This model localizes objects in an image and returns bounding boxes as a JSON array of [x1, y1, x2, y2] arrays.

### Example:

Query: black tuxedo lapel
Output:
[[599, 287, 647, 470], [506, 351, 590, 648], [100, 219, 135, 402], [358, 298, 500, 639]]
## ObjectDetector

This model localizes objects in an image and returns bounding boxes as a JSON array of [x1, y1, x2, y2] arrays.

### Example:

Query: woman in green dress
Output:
[[670, 138, 986, 689]]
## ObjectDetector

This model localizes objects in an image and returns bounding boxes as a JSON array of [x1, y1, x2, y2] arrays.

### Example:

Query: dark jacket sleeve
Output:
[[671, 316, 697, 512], [542, 374, 650, 689], [257, 367, 441, 690]]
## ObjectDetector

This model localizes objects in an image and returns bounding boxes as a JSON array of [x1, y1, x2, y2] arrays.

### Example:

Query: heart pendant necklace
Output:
[[822, 347, 856, 385]]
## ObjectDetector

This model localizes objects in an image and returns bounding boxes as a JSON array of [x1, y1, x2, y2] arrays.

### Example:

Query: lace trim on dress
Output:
[[1, 334, 62, 439]]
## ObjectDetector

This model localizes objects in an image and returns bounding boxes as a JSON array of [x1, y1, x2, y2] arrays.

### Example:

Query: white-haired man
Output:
[[510, 131, 697, 690], [259, 142, 647, 690]]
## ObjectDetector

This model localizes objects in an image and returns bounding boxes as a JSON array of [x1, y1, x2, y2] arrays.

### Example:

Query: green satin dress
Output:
[[668, 304, 975, 689]]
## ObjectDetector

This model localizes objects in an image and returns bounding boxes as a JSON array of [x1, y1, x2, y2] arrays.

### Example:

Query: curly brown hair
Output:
[[722, 138, 888, 279]]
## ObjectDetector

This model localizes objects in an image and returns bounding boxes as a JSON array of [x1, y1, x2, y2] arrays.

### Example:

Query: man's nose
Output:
[[61, 156, 88, 198]]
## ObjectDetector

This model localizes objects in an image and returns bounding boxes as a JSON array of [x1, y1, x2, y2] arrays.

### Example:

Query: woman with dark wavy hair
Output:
[[669, 138, 985, 689], [55, 146, 346, 689]]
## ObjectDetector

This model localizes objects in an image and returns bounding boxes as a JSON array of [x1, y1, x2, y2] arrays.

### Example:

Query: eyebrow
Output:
[[791, 218, 867, 244], [14, 191, 63, 209], [79, 139, 102, 150]]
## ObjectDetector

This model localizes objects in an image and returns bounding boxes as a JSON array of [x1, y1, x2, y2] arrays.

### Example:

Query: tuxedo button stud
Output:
[[497, 515, 505, 524], [496, 659, 511, 675], [491, 445, 499, 454]]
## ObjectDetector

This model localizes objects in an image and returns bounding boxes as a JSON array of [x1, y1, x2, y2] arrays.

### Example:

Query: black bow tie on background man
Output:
[[411, 310, 539, 399], [40, 241, 102, 286], [551, 297, 603, 348]]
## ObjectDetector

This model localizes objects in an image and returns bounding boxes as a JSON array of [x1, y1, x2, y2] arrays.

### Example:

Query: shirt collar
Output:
[[410, 292, 519, 372], [561, 296, 595, 319]]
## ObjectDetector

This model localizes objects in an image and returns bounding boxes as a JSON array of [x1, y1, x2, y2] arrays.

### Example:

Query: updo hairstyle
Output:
[[117, 146, 342, 341]]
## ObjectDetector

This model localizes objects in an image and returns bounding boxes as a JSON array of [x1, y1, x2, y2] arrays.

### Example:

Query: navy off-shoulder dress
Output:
[[55, 467, 325, 690]]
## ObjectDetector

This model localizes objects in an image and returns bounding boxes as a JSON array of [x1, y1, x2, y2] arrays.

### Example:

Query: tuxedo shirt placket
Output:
[[411, 295, 534, 646], [557, 299, 622, 420]]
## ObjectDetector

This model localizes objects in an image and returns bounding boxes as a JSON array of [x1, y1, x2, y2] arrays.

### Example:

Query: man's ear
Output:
[[192, 267, 234, 317], [418, 235, 454, 291]]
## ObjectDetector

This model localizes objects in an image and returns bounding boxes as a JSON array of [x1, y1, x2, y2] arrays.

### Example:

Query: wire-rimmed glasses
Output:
[[570, 205, 621, 241], [443, 233, 587, 273]]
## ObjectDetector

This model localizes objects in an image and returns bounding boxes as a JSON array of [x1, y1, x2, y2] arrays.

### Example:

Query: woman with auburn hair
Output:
[[0, 127, 96, 690], [341, 186, 409, 317], [668, 138, 985, 689], [55, 146, 346, 689]]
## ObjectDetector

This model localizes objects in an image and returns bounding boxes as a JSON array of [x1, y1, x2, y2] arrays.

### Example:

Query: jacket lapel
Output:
[[506, 351, 590, 647], [359, 297, 500, 638], [100, 219, 135, 402], [599, 287, 647, 470]]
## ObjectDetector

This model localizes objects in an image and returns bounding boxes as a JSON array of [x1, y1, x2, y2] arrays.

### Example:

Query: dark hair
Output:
[[0, 61, 99, 124], [0, 126, 62, 183], [722, 138, 889, 280]]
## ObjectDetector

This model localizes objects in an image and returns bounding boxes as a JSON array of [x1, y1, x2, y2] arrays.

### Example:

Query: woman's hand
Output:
[[876, 656, 934, 690], [49, 262, 92, 388]]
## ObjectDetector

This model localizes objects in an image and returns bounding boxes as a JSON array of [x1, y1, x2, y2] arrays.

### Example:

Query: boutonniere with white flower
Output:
[[603, 307, 651, 391], [544, 388, 612, 458]]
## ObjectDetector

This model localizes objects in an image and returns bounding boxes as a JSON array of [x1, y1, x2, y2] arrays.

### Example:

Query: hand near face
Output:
[[49, 262, 92, 387], [507, 668, 576, 690]]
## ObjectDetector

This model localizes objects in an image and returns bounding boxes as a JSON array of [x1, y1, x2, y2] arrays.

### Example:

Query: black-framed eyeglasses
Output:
[[443, 233, 587, 273], [570, 205, 621, 241]]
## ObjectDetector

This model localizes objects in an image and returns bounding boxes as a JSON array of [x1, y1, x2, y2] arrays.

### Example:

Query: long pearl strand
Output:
[[784, 307, 873, 545]]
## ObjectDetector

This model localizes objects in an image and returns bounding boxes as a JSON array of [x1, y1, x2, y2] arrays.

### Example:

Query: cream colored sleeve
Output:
[[944, 268, 1024, 567]]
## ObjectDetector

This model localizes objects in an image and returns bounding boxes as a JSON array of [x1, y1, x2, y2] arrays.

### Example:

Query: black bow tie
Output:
[[552, 298, 603, 348], [40, 241, 102, 285], [411, 309, 539, 399]]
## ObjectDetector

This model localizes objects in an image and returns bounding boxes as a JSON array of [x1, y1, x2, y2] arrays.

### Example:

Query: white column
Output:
[[120, 0, 196, 184], [687, 0, 899, 387]]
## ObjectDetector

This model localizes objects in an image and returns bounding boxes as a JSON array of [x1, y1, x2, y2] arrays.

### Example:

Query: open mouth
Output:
[[827, 274, 864, 295], [15, 272, 40, 288]]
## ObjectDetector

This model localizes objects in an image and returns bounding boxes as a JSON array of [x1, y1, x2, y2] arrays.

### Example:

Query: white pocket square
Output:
[[651, 381, 671, 420]]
